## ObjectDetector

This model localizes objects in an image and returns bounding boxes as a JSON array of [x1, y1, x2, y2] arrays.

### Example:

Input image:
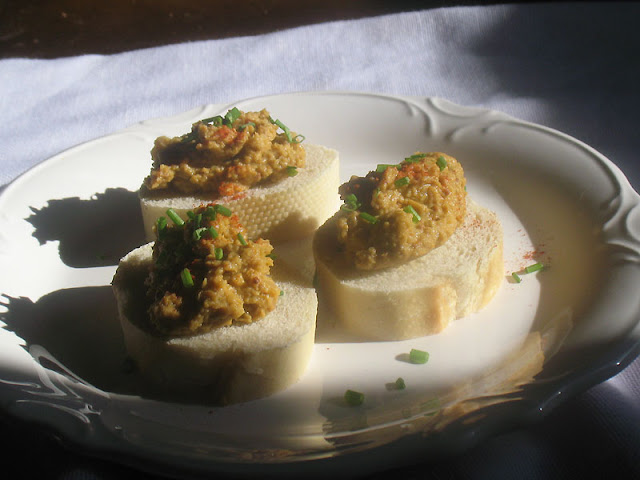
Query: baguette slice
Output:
[[112, 242, 318, 405], [313, 199, 503, 341], [139, 144, 340, 243]]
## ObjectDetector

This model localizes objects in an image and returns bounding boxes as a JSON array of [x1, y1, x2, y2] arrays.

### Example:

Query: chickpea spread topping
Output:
[[145, 204, 280, 337], [336, 152, 467, 270], [144, 108, 306, 197]]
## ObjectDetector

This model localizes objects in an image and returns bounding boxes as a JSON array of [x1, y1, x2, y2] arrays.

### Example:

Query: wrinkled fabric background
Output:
[[1, 3, 639, 479]]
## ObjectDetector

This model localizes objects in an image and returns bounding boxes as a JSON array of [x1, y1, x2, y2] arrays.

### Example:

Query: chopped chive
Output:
[[204, 205, 216, 219], [270, 117, 304, 143], [186, 211, 196, 220], [395, 377, 406, 390], [200, 115, 223, 125], [286, 166, 298, 177], [341, 193, 361, 212], [436, 155, 447, 171], [181, 268, 194, 288], [224, 107, 241, 125], [395, 176, 410, 188], [404, 153, 427, 163], [194, 213, 202, 228], [214, 247, 224, 260], [525, 262, 544, 274], [359, 212, 378, 224], [403, 205, 421, 223], [193, 227, 208, 240], [238, 121, 255, 131], [266, 252, 277, 260], [166, 208, 184, 226], [376, 163, 399, 173], [156, 216, 167, 232], [512, 272, 522, 283], [237, 232, 247, 245], [409, 348, 429, 364], [344, 389, 365, 406], [214, 204, 232, 217], [207, 226, 219, 239], [280, 290, 284, 296]]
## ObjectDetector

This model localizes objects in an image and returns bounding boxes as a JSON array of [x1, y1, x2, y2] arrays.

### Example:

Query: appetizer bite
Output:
[[313, 152, 503, 341], [112, 204, 317, 404], [139, 108, 340, 243]]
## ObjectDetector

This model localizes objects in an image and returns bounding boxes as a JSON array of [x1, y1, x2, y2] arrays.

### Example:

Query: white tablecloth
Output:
[[1, 3, 639, 478]]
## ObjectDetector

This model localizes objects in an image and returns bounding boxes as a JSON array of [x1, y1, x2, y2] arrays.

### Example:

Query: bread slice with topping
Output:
[[112, 242, 317, 405], [313, 199, 503, 341], [139, 144, 340, 243]]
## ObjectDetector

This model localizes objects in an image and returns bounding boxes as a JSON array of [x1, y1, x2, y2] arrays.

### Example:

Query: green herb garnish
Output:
[[286, 166, 298, 177], [403, 205, 421, 223], [395, 377, 406, 390], [207, 226, 219, 239], [214, 204, 232, 217], [436, 155, 447, 171], [376, 163, 399, 173], [341, 193, 361, 212], [404, 153, 427, 164], [344, 389, 365, 406], [524, 262, 544, 273], [214, 247, 224, 260], [181, 268, 194, 288], [270, 117, 305, 144], [166, 208, 184, 226], [512, 272, 522, 283], [193, 227, 208, 241], [359, 212, 378, 224], [237, 233, 247, 246], [395, 176, 410, 188], [409, 348, 429, 364]]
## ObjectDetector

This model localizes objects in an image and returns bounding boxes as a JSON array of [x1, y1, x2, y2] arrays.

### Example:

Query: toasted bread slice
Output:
[[112, 242, 317, 405], [313, 199, 503, 341], [139, 144, 340, 243]]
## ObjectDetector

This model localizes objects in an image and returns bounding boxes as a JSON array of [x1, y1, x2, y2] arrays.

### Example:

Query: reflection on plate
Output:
[[1, 92, 639, 477]]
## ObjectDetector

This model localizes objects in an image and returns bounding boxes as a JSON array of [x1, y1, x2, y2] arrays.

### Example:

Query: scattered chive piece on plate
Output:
[[286, 166, 298, 177], [512, 272, 522, 283], [525, 262, 544, 274], [395, 377, 406, 390], [344, 389, 365, 406], [409, 348, 429, 364]]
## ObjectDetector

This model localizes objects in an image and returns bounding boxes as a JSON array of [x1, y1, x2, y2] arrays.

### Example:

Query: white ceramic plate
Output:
[[1, 92, 640, 477]]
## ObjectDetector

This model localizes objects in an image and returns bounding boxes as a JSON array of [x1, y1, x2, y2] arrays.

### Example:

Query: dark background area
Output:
[[1, 0, 540, 58]]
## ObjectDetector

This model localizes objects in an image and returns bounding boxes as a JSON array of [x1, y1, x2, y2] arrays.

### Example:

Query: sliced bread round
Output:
[[112, 242, 318, 405], [139, 144, 340, 243], [313, 199, 503, 341]]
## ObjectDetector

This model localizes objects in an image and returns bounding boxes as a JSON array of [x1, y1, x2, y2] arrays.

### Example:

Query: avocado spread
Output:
[[336, 152, 467, 270], [144, 108, 306, 198], [144, 204, 280, 337]]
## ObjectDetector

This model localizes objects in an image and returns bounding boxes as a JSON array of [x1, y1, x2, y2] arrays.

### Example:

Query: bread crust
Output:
[[313, 200, 503, 341], [112, 243, 317, 405], [139, 144, 340, 243]]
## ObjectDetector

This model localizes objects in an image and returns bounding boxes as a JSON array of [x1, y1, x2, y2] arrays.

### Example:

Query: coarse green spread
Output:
[[336, 152, 467, 270], [143, 108, 306, 198], [144, 204, 280, 337]]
